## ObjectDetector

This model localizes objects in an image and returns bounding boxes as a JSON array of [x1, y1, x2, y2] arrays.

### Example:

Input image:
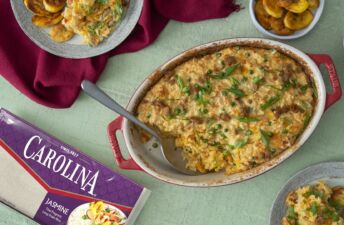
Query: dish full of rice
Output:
[[282, 181, 344, 225], [137, 46, 317, 175]]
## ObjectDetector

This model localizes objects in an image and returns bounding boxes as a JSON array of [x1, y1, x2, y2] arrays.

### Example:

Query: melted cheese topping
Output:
[[137, 46, 316, 175]]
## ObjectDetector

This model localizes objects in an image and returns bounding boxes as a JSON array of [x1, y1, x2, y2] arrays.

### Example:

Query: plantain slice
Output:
[[50, 23, 74, 42], [284, 10, 313, 30], [270, 17, 294, 35], [24, 0, 50, 16], [32, 13, 63, 27], [43, 0, 66, 13], [307, 0, 319, 9], [263, 0, 285, 18], [255, 0, 273, 30], [284, 0, 309, 13], [277, 0, 293, 8]]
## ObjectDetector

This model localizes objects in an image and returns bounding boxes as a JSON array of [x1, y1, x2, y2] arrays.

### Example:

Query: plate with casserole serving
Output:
[[10, 0, 143, 58], [270, 162, 344, 225], [106, 38, 341, 187]]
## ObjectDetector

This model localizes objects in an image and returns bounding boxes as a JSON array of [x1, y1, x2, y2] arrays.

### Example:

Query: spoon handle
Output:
[[81, 80, 160, 140]]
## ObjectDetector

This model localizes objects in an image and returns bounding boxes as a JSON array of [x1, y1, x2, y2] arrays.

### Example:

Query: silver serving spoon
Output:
[[81, 80, 198, 175]]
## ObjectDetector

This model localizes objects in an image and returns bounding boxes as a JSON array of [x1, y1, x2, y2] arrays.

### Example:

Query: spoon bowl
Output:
[[81, 80, 198, 176]]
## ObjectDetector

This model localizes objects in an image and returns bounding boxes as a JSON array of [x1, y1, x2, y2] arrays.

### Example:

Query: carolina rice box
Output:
[[0, 108, 150, 225]]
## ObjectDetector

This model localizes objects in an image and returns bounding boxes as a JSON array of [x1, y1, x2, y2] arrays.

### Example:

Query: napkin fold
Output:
[[0, 0, 239, 108]]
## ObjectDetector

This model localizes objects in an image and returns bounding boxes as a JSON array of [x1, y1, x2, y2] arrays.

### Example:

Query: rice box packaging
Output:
[[0, 108, 150, 225]]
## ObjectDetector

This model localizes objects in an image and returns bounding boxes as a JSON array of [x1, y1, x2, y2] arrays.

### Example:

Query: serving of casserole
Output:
[[136, 46, 316, 175], [107, 38, 341, 187]]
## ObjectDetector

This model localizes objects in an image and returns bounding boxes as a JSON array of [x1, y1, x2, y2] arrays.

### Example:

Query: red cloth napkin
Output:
[[0, 0, 239, 108]]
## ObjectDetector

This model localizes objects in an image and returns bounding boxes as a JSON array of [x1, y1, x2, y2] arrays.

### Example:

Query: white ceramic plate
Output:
[[249, 0, 325, 40], [10, 0, 143, 59], [270, 161, 344, 224]]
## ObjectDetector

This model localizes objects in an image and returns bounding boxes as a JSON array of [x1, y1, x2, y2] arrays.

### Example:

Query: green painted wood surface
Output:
[[1, 0, 344, 224]]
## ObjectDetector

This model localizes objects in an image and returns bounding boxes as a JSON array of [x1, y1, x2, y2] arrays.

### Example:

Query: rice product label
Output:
[[0, 108, 150, 225]]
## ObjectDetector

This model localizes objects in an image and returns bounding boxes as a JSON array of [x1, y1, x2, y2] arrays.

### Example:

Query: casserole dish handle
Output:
[[308, 54, 342, 110], [107, 116, 142, 171]]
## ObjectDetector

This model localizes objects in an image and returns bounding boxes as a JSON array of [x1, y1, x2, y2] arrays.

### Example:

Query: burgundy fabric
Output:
[[0, 0, 240, 108]]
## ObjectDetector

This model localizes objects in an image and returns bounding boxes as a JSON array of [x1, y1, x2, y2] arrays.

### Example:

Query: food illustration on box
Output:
[[68, 201, 127, 225], [0, 108, 150, 225]]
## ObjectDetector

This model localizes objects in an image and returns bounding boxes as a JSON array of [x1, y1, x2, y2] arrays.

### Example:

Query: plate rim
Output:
[[10, 0, 144, 59]]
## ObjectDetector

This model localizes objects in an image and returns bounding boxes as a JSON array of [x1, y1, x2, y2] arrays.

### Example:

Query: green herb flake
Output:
[[82, 215, 88, 220], [260, 95, 281, 110], [228, 87, 245, 98], [253, 77, 264, 85], [300, 85, 308, 94], [96, 0, 108, 4], [308, 202, 318, 215], [234, 139, 247, 149], [287, 206, 296, 220], [245, 130, 253, 136], [176, 75, 191, 96], [239, 117, 260, 123], [260, 129, 272, 146], [207, 64, 239, 79]]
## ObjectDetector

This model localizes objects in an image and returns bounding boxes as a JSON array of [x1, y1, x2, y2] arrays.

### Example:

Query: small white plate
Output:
[[10, 0, 143, 59], [270, 161, 344, 224], [249, 0, 324, 40]]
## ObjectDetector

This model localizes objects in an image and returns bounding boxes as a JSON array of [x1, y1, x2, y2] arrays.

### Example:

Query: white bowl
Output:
[[249, 0, 324, 40]]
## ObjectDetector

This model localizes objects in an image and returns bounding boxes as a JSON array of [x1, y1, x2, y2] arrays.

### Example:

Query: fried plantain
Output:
[[49, 23, 74, 42], [32, 13, 63, 27], [284, 0, 309, 13], [277, 0, 296, 8], [263, 0, 285, 18], [255, 0, 273, 30], [307, 0, 319, 9], [284, 10, 313, 30], [43, 0, 66, 13], [270, 16, 294, 35], [24, 0, 50, 16]]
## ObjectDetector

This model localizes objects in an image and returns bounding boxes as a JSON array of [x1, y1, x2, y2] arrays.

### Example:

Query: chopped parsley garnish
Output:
[[308, 202, 318, 215], [207, 64, 239, 79], [88, 21, 105, 35], [82, 215, 88, 220], [198, 107, 208, 115], [233, 139, 248, 149], [260, 129, 272, 147], [227, 86, 245, 98], [176, 75, 191, 96], [238, 117, 259, 123], [167, 107, 187, 119], [96, 0, 108, 4], [253, 77, 264, 85], [260, 95, 281, 110], [300, 85, 308, 94], [303, 190, 324, 199], [287, 206, 297, 220], [303, 113, 311, 131], [245, 130, 253, 136]]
